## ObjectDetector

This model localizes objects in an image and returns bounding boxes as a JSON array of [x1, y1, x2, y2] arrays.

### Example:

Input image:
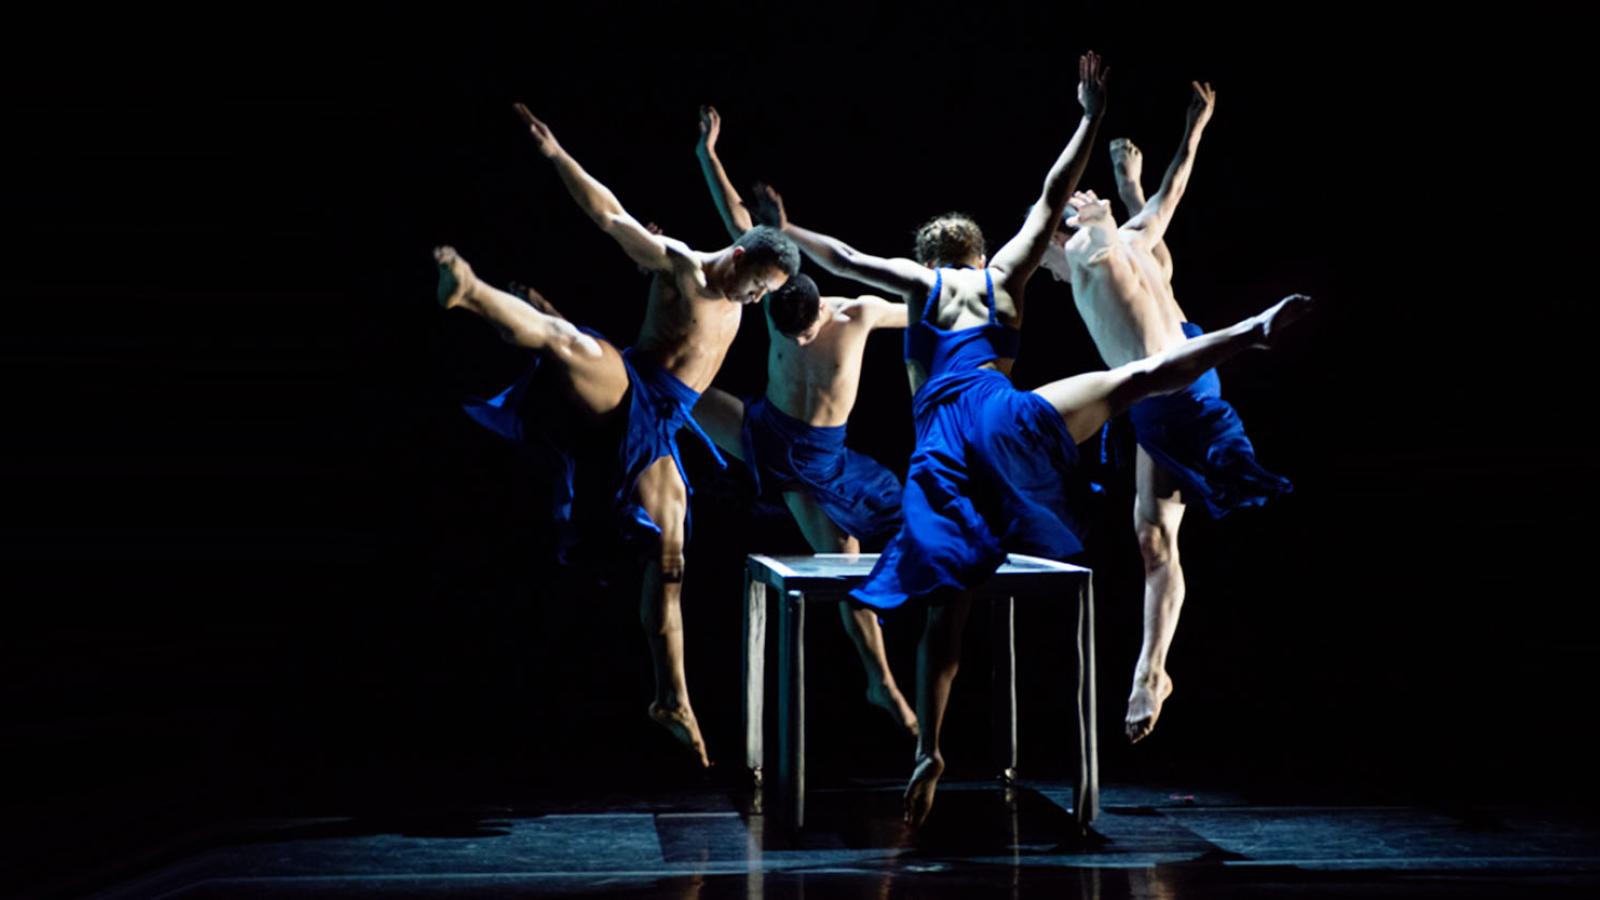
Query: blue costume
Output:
[[852, 269, 1085, 610], [1127, 321, 1291, 518], [463, 327, 725, 559], [739, 396, 902, 544]]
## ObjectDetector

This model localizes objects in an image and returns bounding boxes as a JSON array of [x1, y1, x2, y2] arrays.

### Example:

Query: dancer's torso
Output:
[[635, 271, 743, 393], [904, 267, 1020, 394], [1066, 225, 1190, 369], [765, 298, 874, 429]]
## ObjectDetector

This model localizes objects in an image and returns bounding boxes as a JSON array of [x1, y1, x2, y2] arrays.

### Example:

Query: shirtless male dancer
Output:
[[435, 104, 800, 767], [690, 105, 918, 735], [1040, 82, 1293, 743]]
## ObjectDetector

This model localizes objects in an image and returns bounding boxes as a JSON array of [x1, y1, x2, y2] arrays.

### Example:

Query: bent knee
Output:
[[639, 503, 688, 583], [1134, 517, 1180, 569], [651, 533, 686, 581]]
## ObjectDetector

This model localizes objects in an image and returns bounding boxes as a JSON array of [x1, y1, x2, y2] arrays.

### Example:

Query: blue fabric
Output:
[[850, 368, 1084, 610], [904, 268, 1022, 375], [855, 268, 1079, 609], [1128, 322, 1291, 518], [739, 396, 903, 544], [462, 331, 726, 556]]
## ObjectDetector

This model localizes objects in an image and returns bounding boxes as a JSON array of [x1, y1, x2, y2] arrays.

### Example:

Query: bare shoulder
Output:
[[832, 295, 869, 316], [846, 294, 908, 331], [1065, 228, 1118, 268], [661, 236, 698, 265], [1117, 224, 1168, 262], [661, 238, 716, 299], [838, 294, 892, 321], [1117, 221, 1156, 246]]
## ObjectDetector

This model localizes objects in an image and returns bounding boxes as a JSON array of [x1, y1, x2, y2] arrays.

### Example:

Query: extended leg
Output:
[[435, 246, 626, 415], [1031, 293, 1314, 443]]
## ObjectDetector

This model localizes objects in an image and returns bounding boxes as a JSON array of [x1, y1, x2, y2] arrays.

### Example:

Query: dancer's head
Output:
[[767, 274, 825, 343], [913, 213, 986, 269], [724, 225, 801, 304]]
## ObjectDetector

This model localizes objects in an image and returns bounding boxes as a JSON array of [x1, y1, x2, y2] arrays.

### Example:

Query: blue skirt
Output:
[[852, 368, 1085, 610], [462, 330, 724, 558], [1129, 322, 1291, 518], [740, 396, 903, 544]]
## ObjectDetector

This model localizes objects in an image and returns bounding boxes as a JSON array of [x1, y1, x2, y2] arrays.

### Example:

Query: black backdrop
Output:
[[5, 3, 1594, 886]]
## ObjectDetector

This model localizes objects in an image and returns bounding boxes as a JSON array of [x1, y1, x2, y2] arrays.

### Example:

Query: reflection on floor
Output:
[[95, 781, 1600, 898]]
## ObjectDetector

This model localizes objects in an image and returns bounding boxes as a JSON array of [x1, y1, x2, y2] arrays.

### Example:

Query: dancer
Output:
[[691, 105, 917, 735], [435, 104, 801, 767], [761, 51, 1110, 823], [1039, 82, 1292, 743]]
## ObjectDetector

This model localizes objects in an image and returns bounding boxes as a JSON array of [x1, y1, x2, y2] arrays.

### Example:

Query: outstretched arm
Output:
[[989, 51, 1109, 291], [514, 103, 677, 273], [1124, 82, 1215, 245], [756, 183, 935, 298], [694, 105, 754, 240]]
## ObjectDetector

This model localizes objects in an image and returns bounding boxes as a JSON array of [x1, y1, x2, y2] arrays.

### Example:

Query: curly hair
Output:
[[913, 213, 986, 267]]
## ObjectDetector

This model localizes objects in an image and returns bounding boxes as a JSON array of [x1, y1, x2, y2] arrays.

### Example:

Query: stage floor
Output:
[[82, 780, 1600, 898]]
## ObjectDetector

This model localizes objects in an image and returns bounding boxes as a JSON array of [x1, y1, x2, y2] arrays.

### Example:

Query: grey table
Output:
[[742, 552, 1097, 831]]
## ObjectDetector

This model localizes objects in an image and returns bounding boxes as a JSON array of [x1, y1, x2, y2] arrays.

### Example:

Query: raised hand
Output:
[[1186, 81, 1216, 131], [512, 103, 562, 157], [1065, 189, 1111, 227], [1077, 51, 1110, 119], [697, 105, 722, 155], [751, 182, 789, 230]]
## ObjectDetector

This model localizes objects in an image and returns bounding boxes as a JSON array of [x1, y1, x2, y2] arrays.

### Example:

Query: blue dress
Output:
[[852, 269, 1085, 610]]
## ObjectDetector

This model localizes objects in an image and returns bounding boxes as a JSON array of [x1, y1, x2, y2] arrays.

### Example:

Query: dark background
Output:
[[4, 3, 1592, 892]]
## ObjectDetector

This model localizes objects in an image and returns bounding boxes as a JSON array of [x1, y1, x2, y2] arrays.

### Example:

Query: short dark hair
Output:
[[735, 225, 801, 277], [767, 273, 822, 337], [913, 213, 985, 267]]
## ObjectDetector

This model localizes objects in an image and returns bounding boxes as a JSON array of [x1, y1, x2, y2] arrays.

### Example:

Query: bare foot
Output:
[[1110, 138, 1146, 212], [649, 701, 711, 769], [1252, 293, 1316, 348], [903, 752, 945, 828], [866, 682, 920, 739], [1125, 670, 1174, 744], [434, 246, 478, 311]]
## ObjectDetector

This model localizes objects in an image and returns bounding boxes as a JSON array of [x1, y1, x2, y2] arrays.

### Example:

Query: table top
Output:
[[747, 553, 1090, 596]]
